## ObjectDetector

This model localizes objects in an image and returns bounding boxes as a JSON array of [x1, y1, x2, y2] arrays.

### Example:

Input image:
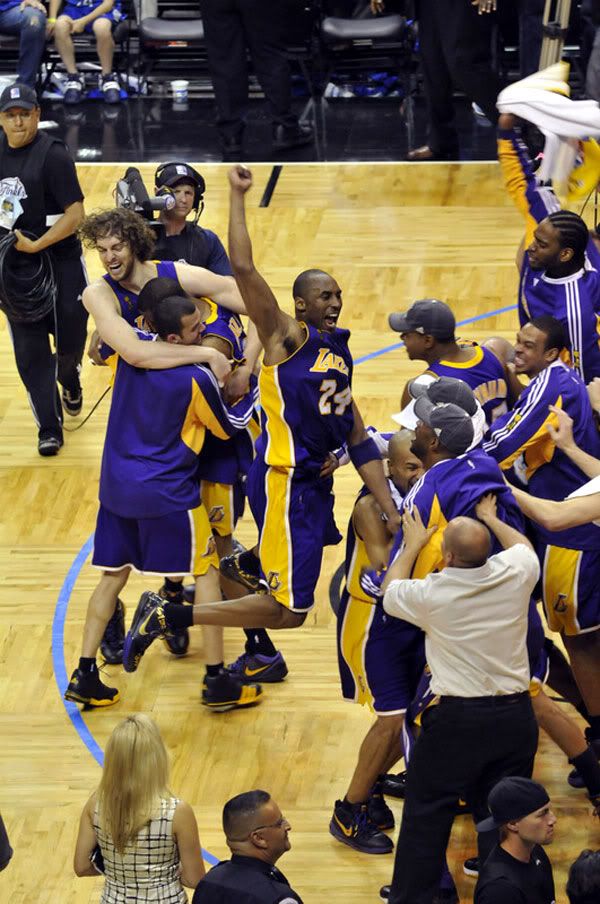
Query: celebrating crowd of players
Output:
[[58, 115, 600, 900]]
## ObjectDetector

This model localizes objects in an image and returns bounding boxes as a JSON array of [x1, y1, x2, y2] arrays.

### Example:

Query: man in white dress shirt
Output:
[[381, 494, 540, 904]]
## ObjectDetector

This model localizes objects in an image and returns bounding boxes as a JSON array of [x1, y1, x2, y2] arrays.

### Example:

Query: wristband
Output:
[[349, 436, 380, 469], [47, 17, 56, 22]]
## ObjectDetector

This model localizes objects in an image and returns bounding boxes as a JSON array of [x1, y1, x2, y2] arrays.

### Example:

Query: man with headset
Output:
[[152, 161, 233, 275]]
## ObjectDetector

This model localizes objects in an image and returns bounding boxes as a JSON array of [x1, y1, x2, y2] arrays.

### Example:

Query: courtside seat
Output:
[[321, 13, 407, 45]]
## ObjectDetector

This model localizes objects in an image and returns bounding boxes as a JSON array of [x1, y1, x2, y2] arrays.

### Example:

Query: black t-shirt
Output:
[[192, 855, 303, 904], [152, 222, 232, 274], [0, 134, 83, 259], [475, 844, 556, 904]]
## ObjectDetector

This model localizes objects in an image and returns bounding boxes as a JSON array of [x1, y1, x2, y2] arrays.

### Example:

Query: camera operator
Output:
[[0, 82, 87, 456], [152, 162, 233, 275]]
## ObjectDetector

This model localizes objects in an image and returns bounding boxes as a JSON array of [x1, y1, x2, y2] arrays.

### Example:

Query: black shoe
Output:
[[38, 434, 63, 456], [123, 591, 168, 673], [380, 771, 407, 799], [64, 667, 119, 707], [62, 384, 83, 416], [158, 585, 189, 656], [100, 71, 121, 105], [202, 670, 263, 712], [368, 782, 395, 830], [380, 886, 458, 903], [220, 550, 267, 593], [226, 650, 288, 683], [463, 856, 479, 877], [272, 121, 313, 151], [64, 73, 84, 105], [380, 887, 390, 901], [100, 598, 126, 665], [329, 800, 393, 854]]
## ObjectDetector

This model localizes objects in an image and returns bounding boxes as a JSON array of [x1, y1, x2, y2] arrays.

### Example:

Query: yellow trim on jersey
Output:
[[259, 366, 296, 467], [340, 593, 376, 709], [498, 137, 538, 247], [181, 378, 230, 454], [412, 494, 447, 579], [190, 504, 219, 575], [543, 545, 582, 636], [260, 466, 295, 608], [498, 398, 562, 478], [347, 520, 377, 603], [201, 480, 235, 536], [438, 346, 484, 370]]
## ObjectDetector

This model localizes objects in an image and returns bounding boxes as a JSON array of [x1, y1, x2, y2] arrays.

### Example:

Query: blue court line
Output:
[[52, 299, 518, 868]]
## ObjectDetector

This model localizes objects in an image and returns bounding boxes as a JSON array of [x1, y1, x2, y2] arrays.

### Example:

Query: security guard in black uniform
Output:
[[192, 790, 303, 904], [152, 161, 233, 274], [0, 82, 87, 455]]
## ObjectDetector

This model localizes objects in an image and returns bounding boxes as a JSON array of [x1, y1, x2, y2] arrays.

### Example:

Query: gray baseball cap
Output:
[[410, 375, 478, 416], [389, 299, 456, 340], [414, 397, 474, 454]]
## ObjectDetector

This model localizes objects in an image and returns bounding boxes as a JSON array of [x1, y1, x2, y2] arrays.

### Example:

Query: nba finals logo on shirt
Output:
[[0, 177, 26, 230]]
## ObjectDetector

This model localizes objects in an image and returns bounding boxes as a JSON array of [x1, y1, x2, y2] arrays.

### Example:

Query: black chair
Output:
[[136, 0, 207, 88]]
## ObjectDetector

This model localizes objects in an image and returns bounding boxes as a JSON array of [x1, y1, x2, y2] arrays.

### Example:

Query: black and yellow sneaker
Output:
[[100, 598, 126, 665], [123, 591, 168, 673], [367, 781, 395, 830], [226, 650, 288, 684], [158, 584, 190, 656], [220, 549, 267, 593], [329, 799, 393, 854], [202, 670, 263, 712], [64, 667, 119, 707]]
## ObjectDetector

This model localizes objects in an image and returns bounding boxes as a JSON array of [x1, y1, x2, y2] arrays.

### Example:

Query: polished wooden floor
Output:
[[1, 162, 596, 904]]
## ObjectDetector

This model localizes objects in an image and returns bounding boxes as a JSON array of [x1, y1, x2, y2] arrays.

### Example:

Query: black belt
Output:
[[439, 692, 529, 705]]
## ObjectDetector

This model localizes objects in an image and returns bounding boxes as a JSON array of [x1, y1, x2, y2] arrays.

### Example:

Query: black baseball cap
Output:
[[155, 162, 203, 189], [410, 375, 478, 416], [413, 397, 474, 454], [389, 299, 456, 340], [476, 777, 550, 833], [0, 82, 38, 112]]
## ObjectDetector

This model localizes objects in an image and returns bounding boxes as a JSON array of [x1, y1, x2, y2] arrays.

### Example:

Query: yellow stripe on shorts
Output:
[[260, 466, 295, 608], [340, 594, 376, 709], [189, 504, 219, 576], [542, 545, 582, 636], [201, 481, 235, 537]]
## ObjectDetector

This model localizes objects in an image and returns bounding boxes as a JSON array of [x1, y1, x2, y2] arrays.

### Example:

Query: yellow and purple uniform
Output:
[[337, 484, 425, 715], [499, 127, 600, 382], [196, 298, 257, 537], [428, 344, 508, 425], [102, 260, 178, 327], [484, 361, 600, 634], [93, 331, 258, 576], [247, 323, 355, 611]]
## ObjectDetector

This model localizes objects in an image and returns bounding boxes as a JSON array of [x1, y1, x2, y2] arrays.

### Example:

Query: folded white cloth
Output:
[[497, 85, 600, 138]]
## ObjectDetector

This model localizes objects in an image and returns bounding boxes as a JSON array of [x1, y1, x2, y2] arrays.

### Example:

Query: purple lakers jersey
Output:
[[257, 323, 355, 473], [428, 345, 508, 424], [102, 260, 178, 326]]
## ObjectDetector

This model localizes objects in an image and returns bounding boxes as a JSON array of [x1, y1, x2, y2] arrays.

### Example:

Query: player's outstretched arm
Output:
[[348, 402, 401, 535], [227, 166, 299, 352], [83, 284, 231, 380], [353, 495, 393, 572], [174, 262, 246, 314]]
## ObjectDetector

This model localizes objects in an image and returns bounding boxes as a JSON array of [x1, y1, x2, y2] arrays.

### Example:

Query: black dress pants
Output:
[[387, 692, 538, 904], [199, 0, 297, 142], [417, 0, 503, 156], [7, 254, 88, 440]]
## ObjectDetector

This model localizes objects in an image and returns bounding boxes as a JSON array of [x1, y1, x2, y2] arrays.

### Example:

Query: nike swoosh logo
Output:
[[333, 815, 353, 837], [244, 664, 271, 676]]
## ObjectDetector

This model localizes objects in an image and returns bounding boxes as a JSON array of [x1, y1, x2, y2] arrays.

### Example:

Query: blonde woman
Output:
[[74, 714, 204, 901]]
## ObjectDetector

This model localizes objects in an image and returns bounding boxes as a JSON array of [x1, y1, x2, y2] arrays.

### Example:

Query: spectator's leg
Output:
[[442, 0, 503, 125], [92, 17, 115, 75], [0, 6, 47, 88], [199, 0, 248, 146], [414, 0, 459, 157], [518, 0, 545, 78], [53, 15, 78, 74], [241, 0, 297, 131]]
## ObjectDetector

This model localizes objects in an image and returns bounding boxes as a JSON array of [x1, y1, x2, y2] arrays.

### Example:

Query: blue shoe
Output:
[[64, 74, 84, 105], [226, 650, 288, 683], [123, 591, 168, 673]]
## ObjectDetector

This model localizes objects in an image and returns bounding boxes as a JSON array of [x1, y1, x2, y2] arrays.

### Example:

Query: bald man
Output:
[[380, 497, 540, 904], [332, 429, 424, 854]]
